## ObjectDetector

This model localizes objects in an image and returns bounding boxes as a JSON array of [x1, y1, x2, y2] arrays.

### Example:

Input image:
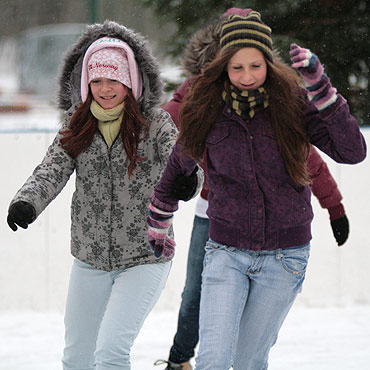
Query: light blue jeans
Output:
[[194, 240, 310, 370], [62, 259, 171, 370]]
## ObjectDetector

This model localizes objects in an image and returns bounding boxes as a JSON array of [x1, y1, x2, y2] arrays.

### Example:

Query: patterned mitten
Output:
[[7, 201, 36, 231], [290, 43, 338, 111], [147, 200, 176, 258]]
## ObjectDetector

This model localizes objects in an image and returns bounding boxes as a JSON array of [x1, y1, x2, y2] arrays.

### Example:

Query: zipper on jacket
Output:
[[98, 131, 115, 270]]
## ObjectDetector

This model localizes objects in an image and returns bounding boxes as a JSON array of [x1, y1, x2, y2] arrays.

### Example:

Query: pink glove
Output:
[[290, 43, 338, 111], [147, 199, 176, 258]]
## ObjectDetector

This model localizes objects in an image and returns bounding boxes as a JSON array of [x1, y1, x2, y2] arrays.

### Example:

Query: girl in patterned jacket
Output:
[[7, 21, 202, 370], [147, 11, 366, 370]]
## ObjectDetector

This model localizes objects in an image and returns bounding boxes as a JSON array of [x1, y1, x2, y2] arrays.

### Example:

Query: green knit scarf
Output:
[[222, 82, 269, 120], [90, 100, 124, 148]]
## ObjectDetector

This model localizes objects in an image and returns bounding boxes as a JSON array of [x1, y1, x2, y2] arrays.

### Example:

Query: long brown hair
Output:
[[60, 89, 149, 177], [178, 47, 311, 185]]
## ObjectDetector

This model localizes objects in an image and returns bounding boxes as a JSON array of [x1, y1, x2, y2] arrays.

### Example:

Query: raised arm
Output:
[[290, 43, 366, 164]]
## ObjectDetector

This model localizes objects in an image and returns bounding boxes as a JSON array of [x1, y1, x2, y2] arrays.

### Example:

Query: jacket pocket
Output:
[[206, 125, 230, 145], [271, 182, 313, 226]]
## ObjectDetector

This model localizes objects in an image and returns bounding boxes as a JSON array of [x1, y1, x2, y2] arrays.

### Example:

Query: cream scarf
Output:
[[90, 100, 124, 148]]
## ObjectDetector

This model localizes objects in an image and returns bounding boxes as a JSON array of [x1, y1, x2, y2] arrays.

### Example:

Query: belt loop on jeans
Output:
[[275, 249, 283, 260]]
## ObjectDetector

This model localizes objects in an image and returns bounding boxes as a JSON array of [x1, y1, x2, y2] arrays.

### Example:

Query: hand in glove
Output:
[[171, 167, 198, 201], [7, 201, 36, 231], [330, 215, 349, 246], [147, 198, 176, 258], [290, 43, 338, 111]]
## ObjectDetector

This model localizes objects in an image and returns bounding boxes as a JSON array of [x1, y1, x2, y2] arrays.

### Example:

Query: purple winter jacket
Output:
[[153, 94, 366, 251]]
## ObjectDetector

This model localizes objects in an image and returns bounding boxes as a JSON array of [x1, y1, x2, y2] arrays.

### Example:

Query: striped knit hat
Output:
[[220, 11, 273, 62]]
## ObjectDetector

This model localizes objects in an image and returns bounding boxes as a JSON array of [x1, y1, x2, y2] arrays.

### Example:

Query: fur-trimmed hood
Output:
[[57, 20, 163, 116], [181, 9, 253, 76], [181, 19, 222, 76]]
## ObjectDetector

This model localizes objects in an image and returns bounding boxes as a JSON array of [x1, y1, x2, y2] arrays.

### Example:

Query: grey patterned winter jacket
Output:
[[10, 21, 202, 271]]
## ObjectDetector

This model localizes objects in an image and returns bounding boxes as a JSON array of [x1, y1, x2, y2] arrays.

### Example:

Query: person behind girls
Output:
[[7, 21, 202, 370], [155, 7, 351, 370], [147, 11, 366, 370]]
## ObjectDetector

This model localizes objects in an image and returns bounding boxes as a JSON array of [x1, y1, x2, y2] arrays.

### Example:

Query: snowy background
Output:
[[0, 44, 369, 369]]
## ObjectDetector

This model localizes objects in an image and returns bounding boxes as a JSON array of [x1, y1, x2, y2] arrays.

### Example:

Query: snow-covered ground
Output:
[[1, 304, 370, 370]]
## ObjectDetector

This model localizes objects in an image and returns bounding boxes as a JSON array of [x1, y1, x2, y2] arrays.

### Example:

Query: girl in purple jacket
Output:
[[147, 11, 366, 370]]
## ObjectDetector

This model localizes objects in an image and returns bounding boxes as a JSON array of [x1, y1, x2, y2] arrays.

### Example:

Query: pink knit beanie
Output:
[[87, 48, 132, 88], [81, 37, 142, 102]]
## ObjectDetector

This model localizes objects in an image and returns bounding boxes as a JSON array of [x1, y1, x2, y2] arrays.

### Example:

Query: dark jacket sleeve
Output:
[[308, 145, 345, 220], [152, 142, 198, 211], [163, 77, 210, 201], [306, 94, 366, 164]]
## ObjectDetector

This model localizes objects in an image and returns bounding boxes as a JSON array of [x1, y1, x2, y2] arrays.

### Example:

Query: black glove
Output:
[[7, 201, 36, 231], [330, 215, 349, 246], [171, 167, 198, 201]]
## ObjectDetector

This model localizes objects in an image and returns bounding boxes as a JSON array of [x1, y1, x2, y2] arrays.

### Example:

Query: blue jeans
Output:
[[62, 259, 171, 370], [169, 216, 210, 364], [194, 240, 310, 370]]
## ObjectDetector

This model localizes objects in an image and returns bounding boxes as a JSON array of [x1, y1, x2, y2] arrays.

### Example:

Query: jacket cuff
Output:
[[150, 193, 178, 213], [328, 203, 345, 220], [318, 94, 346, 120]]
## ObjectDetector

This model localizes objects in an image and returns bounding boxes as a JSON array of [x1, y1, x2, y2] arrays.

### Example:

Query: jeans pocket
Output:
[[205, 239, 236, 254], [203, 239, 235, 270], [204, 240, 219, 257], [280, 243, 310, 275]]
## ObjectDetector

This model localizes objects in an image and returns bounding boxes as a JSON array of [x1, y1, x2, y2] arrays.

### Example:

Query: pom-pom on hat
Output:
[[87, 48, 131, 88], [221, 7, 253, 18], [81, 37, 142, 102], [220, 11, 273, 62]]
